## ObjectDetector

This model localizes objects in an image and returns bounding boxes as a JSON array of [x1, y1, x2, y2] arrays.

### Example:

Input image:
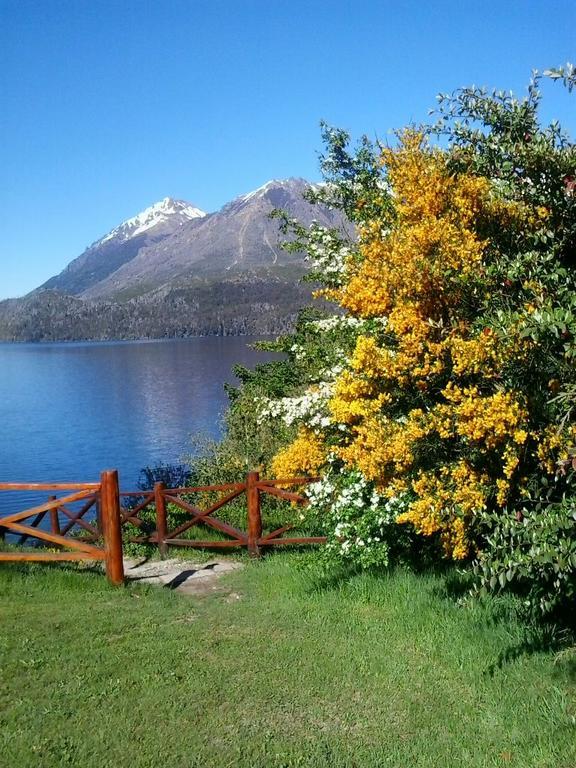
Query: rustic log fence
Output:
[[119, 471, 325, 557], [0, 471, 324, 584], [0, 470, 124, 585]]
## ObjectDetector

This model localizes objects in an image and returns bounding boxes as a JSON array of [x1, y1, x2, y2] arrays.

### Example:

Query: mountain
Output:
[[71, 178, 344, 301], [0, 180, 351, 341], [40, 197, 206, 296]]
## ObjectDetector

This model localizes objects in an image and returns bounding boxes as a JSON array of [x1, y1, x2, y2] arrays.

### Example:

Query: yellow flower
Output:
[[271, 428, 326, 479], [396, 461, 487, 560], [335, 132, 490, 321]]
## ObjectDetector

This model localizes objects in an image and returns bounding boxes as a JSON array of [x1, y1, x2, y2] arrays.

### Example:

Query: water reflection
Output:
[[0, 337, 277, 493]]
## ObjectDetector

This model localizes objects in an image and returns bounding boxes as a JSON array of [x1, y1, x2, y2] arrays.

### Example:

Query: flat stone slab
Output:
[[123, 557, 243, 596]]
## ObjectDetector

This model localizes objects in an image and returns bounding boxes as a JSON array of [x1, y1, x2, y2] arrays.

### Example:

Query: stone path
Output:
[[123, 557, 243, 597]]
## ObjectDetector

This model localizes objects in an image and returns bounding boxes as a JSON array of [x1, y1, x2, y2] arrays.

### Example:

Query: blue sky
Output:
[[1, 0, 575, 299]]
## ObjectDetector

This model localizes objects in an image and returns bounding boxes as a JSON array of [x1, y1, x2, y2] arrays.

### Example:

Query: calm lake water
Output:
[[0, 337, 276, 498]]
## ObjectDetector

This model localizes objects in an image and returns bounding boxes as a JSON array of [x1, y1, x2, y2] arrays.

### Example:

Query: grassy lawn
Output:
[[0, 554, 575, 768]]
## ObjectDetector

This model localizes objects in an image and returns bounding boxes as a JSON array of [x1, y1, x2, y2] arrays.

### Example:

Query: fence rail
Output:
[[0, 470, 124, 584], [0, 471, 325, 583]]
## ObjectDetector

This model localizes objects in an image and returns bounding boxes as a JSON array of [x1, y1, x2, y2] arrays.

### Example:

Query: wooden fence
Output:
[[0, 470, 124, 584], [0, 471, 324, 584]]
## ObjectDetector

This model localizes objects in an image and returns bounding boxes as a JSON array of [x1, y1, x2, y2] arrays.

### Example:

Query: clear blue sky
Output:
[[1, 0, 575, 299]]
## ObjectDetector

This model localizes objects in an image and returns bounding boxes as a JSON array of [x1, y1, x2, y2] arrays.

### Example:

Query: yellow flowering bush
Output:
[[271, 427, 325, 479], [329, 131, 490, 321], [263, 68, 576, 611], [276, 132, 537, 559]]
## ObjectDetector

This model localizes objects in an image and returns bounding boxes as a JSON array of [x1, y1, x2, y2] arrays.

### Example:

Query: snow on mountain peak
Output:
[[240, 178, 306, 204], [98, 197, 206, 245]]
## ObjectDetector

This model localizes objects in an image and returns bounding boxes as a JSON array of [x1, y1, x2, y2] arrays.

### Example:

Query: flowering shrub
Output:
[[187, 67, 576, 614], [305, 465, 411, 570], [257, 67, 576, 613]]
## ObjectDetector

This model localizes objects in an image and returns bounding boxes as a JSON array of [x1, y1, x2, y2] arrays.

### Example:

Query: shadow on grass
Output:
[[422, 558, 576, 675], [285, 550, 576, 679], [487, 622, 576, 681], [0, 559, 109, 588]]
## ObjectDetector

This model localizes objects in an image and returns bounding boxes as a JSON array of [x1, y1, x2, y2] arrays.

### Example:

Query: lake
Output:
[[0, 337, 276, 498]]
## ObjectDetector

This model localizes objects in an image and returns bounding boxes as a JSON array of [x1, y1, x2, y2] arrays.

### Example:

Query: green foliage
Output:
[[474, 500, 576, 616], [310, 121, 394, 224]]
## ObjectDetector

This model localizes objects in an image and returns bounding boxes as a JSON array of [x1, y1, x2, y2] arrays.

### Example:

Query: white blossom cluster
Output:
[[305, 468, 410, 560], [318, 362, 345, 382], [256, 382, 334, 430], [309, 316, 364, 332], [304, 224, 352, 283], [289, 343, 306, 361], [309, 316, 388, 332]]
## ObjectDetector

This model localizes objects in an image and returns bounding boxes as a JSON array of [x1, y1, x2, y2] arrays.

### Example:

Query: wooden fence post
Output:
[[95, 494, 103, 536], [100, 470, 124, 585], [154, 481, 168, 559], [246, 471, 262, 557], [49, 495, 60, 535]]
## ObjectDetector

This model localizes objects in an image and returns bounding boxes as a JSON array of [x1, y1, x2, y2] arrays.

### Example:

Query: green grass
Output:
[[0, 555, 575, 768]]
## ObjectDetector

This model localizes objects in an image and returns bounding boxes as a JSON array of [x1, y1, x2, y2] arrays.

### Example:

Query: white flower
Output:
[[257, 382, 334, 429]]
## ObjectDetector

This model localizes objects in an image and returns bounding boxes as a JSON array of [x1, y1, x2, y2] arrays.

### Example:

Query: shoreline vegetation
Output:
[[0, 330, 282, 345], [0, 281, 310, 342]]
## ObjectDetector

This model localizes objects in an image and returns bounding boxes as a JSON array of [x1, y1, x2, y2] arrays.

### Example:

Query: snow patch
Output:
[[98, 197, 206, 245], [240, 179, 284, 203], [238, 178, 311, 204]]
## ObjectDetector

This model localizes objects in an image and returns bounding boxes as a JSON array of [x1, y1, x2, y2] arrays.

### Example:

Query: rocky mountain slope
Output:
[[40, 197, 206, 297], [80, 179, 340, 300], [0, 180, 350, 341]]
